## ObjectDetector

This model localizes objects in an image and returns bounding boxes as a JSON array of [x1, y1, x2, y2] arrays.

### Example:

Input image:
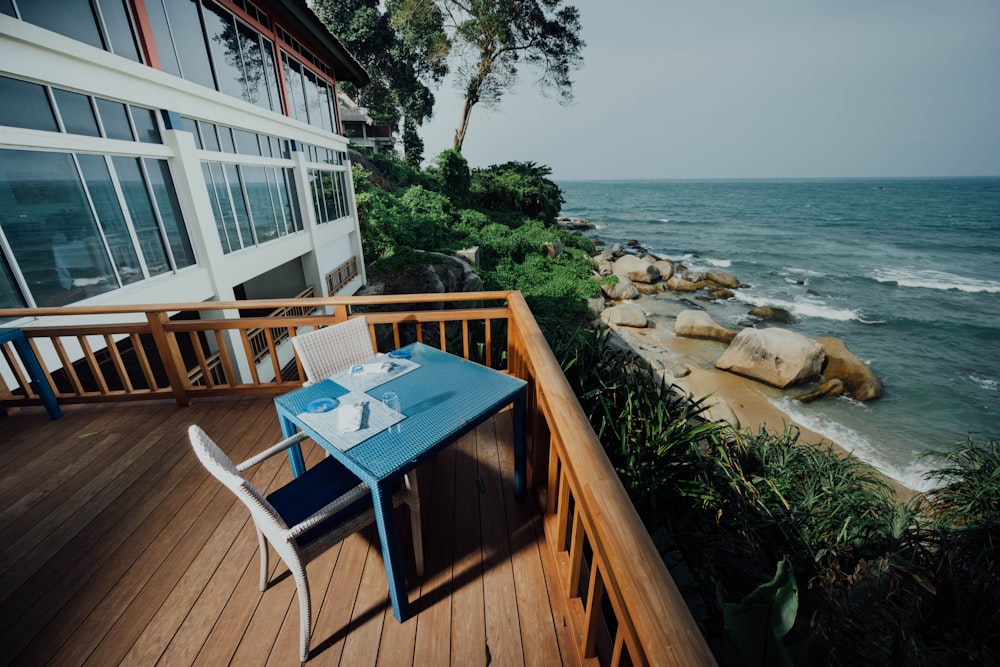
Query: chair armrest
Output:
[[286, 482, 371, 539], [237, 432, 309, 471]]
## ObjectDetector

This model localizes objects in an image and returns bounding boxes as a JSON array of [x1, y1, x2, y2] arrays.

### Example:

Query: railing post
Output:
[[147, 311, 190, 406]]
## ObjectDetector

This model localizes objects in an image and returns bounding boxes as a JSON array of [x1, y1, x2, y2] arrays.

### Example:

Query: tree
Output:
[[440, 0, 584, 151], [313, 0, 448, 160]]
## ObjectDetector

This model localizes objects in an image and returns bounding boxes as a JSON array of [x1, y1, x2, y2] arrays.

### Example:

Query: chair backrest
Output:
[[291, 316, 375, 383], [187, 425, 291, 542]]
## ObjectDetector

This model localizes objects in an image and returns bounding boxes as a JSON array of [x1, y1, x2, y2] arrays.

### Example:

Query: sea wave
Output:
[[968, 372, 998, 392], [872, 268, 1000, 294], [735, 293, 861, 322], [769, 397, 936, 492]]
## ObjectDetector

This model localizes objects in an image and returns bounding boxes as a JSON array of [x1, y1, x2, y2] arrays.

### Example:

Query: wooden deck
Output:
[[0, 398, 578, 666]]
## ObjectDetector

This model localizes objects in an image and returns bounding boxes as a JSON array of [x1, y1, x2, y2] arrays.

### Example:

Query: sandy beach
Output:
[[607, 290, 918, 498]]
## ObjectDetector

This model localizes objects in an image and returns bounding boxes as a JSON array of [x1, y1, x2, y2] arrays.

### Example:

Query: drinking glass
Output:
[[382, 391, 401, 433]]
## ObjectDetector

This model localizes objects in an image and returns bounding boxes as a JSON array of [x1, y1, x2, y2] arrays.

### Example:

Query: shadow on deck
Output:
[[0, 398, 576, 666]]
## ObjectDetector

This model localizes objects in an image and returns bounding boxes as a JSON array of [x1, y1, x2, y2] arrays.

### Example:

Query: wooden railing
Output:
[[0, 292, 715, 666]]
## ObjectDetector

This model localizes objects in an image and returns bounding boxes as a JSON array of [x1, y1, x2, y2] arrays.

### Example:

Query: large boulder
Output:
[[706, 269, 740, 289], [613, 254, 661, 284], [815, 336, 885, 401], [675, 310, 738, 343], [600, 275, 640, 301], [715, 328, 824, 388], [749, 306, 796, 324], [600, 303, 648, 327], [666, 276, 699, 292], [652, 259, 675, 281]]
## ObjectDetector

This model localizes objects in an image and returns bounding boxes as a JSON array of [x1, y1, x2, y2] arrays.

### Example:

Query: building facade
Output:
[[0, 0, 369, 319]]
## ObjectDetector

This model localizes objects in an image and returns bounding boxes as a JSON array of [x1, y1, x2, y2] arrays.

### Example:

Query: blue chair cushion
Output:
[[266, 456, 374, 546]]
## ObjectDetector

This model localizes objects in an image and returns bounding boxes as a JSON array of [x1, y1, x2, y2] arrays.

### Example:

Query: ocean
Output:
[[558, 178, 1000, 491]]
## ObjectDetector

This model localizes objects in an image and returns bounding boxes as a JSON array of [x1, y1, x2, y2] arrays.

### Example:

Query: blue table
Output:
[[0, 328, 62, 419], [273, 342, 527, 621]]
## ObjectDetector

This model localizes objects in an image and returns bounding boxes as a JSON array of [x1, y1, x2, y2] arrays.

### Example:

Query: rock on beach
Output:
[[715, 328, 825, 389]]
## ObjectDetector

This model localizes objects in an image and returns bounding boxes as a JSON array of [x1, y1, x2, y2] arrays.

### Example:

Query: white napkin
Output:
[[359, 361, 392, 375], [337, 403, 364, 433]]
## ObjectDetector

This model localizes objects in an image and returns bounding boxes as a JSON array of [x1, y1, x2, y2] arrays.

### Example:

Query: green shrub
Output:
[[470, 161, 564, 226]]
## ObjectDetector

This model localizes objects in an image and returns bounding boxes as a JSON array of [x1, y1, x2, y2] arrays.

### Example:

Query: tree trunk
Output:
[[453, 94, 475, 152]]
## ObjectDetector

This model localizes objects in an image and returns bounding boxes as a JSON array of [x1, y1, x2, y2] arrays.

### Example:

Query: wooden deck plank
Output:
[[478, 416, 526, 666], [0, 395, 568, 667], [451, 430, 488, 667]]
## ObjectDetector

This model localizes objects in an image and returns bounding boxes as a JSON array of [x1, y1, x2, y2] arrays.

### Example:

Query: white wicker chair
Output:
[[291, 316, 375, 384], [290, 315, 424, 594], [188, 425, 423, 663]]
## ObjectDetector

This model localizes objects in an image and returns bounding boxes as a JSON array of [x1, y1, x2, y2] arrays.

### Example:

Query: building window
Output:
[[0, 149, 195, 307], [282, 53, 335, 132], [309, 169, 350, 224], [203, 161, 301, 254], [0, 75, 162, 144], [7, 0, 143, 63]]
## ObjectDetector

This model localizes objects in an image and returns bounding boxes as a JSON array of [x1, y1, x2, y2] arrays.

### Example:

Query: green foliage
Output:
[[470, 161, 564, 225], [723, 557, 797, 667], [389, 185, 467, 251], [431, 149, 471, 207]]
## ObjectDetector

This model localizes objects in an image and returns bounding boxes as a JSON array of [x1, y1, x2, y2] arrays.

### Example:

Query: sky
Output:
[[415, 0, 1000, 181]]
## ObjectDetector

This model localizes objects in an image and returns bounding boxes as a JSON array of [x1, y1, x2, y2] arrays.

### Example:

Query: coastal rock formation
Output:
[[749, 306, 797, 324], [813, 336, 885, 401], [557, 217, 595, 231], [667, 276, 700, 292], [715, 328, 824, 388], [373, 251, 483, 299], [600, 302, 648, 327], [543, 240, 563, 259], [797, 378, 846, 402], [706, 269, 740, 289], [600, 275, 640, 301], [652, 259, 675, 281], [675, 310, 738, 343], [613, 254, 661, 284]]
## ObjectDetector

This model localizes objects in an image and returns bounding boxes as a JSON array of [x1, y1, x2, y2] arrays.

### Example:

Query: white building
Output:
[[0, 0, 370, 317]]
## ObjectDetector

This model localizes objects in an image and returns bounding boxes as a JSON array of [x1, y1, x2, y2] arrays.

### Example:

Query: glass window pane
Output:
[[145, 159, 194, 268], [96, 98, 134, 140], [317, 81, 333, 133], [144, 0, 180, 77], [163, 0, 216, 89], [260, 36, 282, 114], [202, 162, 233, 253], [19, 0, 104, 50], [225, 164, 253, 246], [282, 54, 308, 124], [218, 125, 236, 153], [77, 154, 142, 284], [96, 0, 141, 62], [302, 69, 322, 128], [0, 253, 25, 309], [53, 89, 100, 137], [243, 165, 277, 243], [1, 1, 15, 18], [235, 20, 273, 110], [232, 129, 260, 156], [181, 116, 202, 149], [130, 106, 161, 143], [284, 168, 301, 231], [0, 150, 117, 306], [200, 122, 221, 152], [111, 157, 169, 275], [202, 1, 246, 101], [0, 76, 58, 132]]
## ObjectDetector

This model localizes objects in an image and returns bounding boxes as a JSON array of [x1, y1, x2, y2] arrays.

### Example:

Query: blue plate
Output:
[[307, 398, 338, 413], [388, 349, 411, 359]]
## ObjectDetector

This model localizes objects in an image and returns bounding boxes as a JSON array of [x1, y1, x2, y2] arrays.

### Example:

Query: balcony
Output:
[[0, 292, 714, 666]]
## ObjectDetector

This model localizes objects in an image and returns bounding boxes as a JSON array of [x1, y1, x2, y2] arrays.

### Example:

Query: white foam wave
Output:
[[705, 257, 732, 268], [872, 268, 1000, 294], [968, 373, 998, 392], [735, 293, 860, 322], [768, 397, 936, 492], [657, 218, 671, 223]]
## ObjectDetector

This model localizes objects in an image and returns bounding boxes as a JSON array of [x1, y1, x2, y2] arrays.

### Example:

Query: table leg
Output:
[[11, 333, 62, 419], [372, 479, 411, 622], [278, 414, 307, 478], [513, 388, 527, 501]]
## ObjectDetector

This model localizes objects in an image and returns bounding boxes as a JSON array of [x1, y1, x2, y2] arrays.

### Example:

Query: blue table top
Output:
[[274, 343, 526, 483]]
